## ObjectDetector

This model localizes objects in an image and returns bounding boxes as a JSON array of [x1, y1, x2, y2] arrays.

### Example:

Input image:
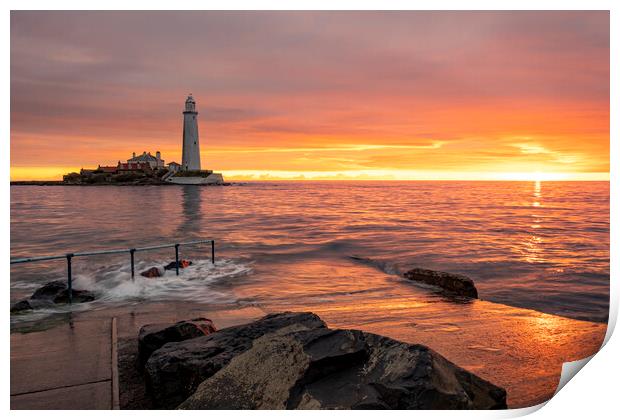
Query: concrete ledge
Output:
[[11, 318, 116, 410], [11, 381, 112, 410]]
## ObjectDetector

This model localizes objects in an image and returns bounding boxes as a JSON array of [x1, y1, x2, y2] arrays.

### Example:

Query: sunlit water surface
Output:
[[11, 181, 609, 323]]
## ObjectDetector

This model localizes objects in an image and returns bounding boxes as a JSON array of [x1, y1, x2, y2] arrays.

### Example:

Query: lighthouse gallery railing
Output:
[[10, 239, 216, 304]]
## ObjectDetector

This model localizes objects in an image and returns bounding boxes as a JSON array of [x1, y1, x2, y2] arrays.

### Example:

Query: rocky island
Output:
[[11, 95, 225, 186]]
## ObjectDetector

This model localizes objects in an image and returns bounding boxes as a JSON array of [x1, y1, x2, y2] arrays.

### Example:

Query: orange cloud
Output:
[[10, 11, 609, 181]]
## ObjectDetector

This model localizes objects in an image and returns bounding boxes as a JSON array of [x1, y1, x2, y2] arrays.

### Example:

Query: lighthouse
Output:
[[181, 94, 201, 171]]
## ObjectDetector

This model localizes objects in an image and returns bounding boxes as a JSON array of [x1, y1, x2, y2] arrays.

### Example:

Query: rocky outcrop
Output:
[[30, 281, 67, 300], [52, 288, 96, 304], [138, 318, 217, 366], [179, 327, 506, 410], [10, 300, 36, 312], [144, 312, 326, 408], [403, 268, 478, 298], [11, 281, 95, 312], [143, 312, 505, 410]]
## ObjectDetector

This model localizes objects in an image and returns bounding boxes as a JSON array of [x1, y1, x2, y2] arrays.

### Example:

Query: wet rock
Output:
[[10, 300, 34, 313], [11, 281, 96, 313], [179, 322, 506, 410], [138, 318, 217, 366], [403, 268, 478, 298], [53, 289, 96, 304], [30, 281, 66, 300], [164, 259, 192, 271], [11, 298, 61, 313], [140, 267, 164, 278], [144, 312, 326, 409]]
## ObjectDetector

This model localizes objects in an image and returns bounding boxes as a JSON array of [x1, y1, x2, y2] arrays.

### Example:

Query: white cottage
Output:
[[127, 151, 165, 170]]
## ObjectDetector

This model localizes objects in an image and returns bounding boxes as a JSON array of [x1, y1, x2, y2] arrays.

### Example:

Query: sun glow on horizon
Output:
[[10, 165, 610, 182]]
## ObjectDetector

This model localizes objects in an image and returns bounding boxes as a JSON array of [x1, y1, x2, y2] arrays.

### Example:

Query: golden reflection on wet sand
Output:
[[235, 258, 606, 408]]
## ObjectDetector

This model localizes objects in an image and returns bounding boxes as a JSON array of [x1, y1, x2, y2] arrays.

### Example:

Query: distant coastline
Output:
[[10, 180, 233, 186]]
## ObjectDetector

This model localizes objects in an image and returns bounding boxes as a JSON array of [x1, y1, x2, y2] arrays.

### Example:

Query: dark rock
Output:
[[140, 267, 163, 278], [11, 298, 59, 313], [10, 300, 33, 313], [403, 268, 478, 298], [138, 318, 217, 366], [11, 281, 96, 313], [30, 281, 66, 300], [179, 323, 506, 410], [164, 260, 192, 271], [53, 289, 96, 304], [144, 312, 326, 409]]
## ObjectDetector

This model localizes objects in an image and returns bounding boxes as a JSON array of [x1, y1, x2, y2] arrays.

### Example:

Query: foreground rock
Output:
[[145, 312, 326, 408], [11, 281, 95, 312], [179, 327, 506, 409], [403, 268, 478, 298], [144, 312, 505, 409], [138, 318, 217, 366]]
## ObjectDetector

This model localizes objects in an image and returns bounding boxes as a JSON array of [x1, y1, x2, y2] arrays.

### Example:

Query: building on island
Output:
[[126, 151, 165, 170], [181, 95, 201, 171], [117, 162, 152, 172], [167, 94, 224, 185], [96, 165, 118, 174], [65, 94, 224, 184], [168, 162, 182, 173]]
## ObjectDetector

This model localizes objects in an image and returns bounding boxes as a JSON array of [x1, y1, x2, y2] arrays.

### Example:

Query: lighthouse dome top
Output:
[[184, 94, 197, 113]]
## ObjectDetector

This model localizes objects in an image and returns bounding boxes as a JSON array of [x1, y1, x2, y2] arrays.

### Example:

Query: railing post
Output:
[[174, 244, 180, 276], [211, 240, 215, 264], [130, 248, 135, 280], [66, 253, 73, 304]]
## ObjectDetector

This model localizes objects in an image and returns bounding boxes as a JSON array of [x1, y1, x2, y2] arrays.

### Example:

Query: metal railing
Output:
[[10, 239, 215, 304]]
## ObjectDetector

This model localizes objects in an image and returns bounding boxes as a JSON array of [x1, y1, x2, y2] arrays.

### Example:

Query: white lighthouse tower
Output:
[[168, 94, 224, 184], [181, 94, 201, 171]]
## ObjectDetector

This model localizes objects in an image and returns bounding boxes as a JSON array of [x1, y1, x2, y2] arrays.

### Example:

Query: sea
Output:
[[10, 181, 609, 325]]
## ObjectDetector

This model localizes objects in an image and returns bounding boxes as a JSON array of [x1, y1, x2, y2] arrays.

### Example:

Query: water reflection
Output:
[[532, 180, 541, 207], [180, 186, 202, 235], [522, 181, 545, 263]]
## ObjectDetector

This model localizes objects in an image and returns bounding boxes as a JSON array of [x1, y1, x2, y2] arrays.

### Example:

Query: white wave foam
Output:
[[72, 258, 252, 304]]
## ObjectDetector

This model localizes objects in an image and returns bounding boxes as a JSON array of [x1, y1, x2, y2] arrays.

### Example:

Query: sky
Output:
[[10, 11, 609, 181]]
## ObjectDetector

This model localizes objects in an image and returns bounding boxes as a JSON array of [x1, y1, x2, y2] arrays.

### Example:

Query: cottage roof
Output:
[[128, 151, 158, 162], [97, 165, 118, 173]]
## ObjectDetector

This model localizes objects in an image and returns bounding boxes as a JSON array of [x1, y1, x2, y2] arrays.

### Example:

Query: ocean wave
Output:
[[10, 258, 253, 322]]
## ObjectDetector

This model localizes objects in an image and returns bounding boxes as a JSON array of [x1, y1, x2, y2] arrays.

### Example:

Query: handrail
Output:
[[10, 239, 216, 304], [10, 239, 214, 264]]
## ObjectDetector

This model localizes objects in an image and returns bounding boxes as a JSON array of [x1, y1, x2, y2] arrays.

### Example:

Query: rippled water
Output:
[[10, 181, 609, 323]]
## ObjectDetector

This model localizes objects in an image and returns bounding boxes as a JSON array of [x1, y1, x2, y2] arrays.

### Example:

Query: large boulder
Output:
[[52, 289, 96, 304], [403, 268, 478, 298], [11, 281, 95, 313], [30, 281, 66, 300], [138, 318, 217, 366], [144, 312, 326, 408], [179, 326, 506, 410]]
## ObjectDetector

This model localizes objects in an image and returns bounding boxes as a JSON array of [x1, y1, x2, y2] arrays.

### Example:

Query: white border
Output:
[[3, 2, 616, 419]]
